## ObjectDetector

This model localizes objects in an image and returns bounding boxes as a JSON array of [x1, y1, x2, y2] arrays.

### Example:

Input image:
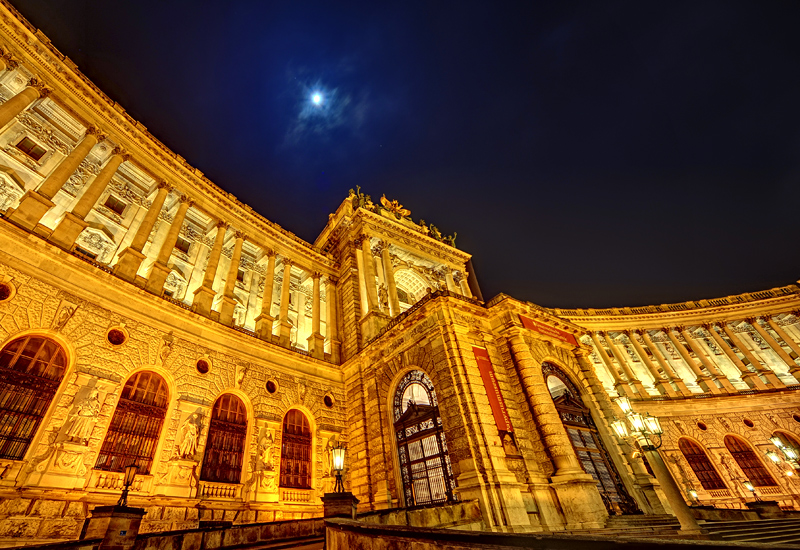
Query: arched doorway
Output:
[[724, 435, 777, 487], [201, 393, 248, 484], [678, 438, 727, 490], [543, 362, 639, 515], [280, 409, 312, 489], [0, 336, 67, 459], [392, 370, 455, 506], [95, 371, 168, 474]]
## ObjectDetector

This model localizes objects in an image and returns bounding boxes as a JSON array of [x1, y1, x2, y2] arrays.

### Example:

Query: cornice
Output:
[[0, 1, 334, 273]]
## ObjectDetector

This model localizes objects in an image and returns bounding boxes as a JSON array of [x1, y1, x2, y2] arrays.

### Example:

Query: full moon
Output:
[[311, 92, 323, 105]]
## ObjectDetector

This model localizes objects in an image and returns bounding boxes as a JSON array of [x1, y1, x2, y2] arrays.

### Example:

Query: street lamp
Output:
[[742, 480, 761, 502], [331, 443, 346, 493], [117, 464, 138, 507], [687, 489, 699, 506], [611, 400, 703, 535], [769, 436, 800, 469]]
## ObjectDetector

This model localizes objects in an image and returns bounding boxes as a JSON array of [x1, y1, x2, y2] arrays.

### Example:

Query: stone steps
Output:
[[700, 518, 800, 545]]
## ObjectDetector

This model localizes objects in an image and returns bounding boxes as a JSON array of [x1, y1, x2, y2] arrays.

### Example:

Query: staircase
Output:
[[700, 518, 800, 545], [601, 514, 681, 537]]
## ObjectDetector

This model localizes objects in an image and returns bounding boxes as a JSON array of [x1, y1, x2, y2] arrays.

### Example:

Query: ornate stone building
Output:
[[0, 1, 796, 546]]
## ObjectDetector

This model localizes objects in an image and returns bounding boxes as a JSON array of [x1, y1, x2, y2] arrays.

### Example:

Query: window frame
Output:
[[15, 136, 47, 161]]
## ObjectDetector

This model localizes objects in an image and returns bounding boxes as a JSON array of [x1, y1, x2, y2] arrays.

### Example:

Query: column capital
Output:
[[281, 258, 293, 269], [215, 219, 229, 229], [324, 275, 338, 286], [27, 77, 51, 98], [111, 146, 129, 158], [84, 125, 106, 141], [157, 180, 174, 191], [179, 194, 195, 207], [233, 229, 246, 241], [262, 246, 275, 257], [701, 322, 717, 331], [372, 241, 387, 256], [743, 317, 757, 325], [312, 271, 322, 280]]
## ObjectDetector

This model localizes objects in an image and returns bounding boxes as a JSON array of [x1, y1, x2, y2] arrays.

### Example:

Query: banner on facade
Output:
[[519, 315, 579, 346], [472, 346, 513, 433]]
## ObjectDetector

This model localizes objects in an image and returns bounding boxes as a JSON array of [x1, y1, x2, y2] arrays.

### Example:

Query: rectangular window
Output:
[[74, 247, 97, 260], [15, 137, 46, 161], [237, 269, 245, 282], [174, 237, 191, 254], [103, 195, 127, 216]]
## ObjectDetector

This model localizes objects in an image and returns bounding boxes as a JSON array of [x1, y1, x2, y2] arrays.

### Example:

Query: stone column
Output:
[[764, 317, 800, 374], [665, 328, 718, 394], [507, 332, 608, 528], [749, 318, 799, 378], [680, 327, 736, 393], [277, 259, 293, 347], [722, 322, 784, 388], [589, 332, 634, 397], [603, 332, 649, 396], [644, 449, 704, 535], [10, 127, 101, 231], [307, 272, 325, 359], [0, 78, 48, 130], [360, 236, 379, 313], [326, 277, 341, 363], [704, 323, 767, 390], [219, 231, 245, 326], [445, 268, 457, 292], [115, 182, 171, 282], [625, 331, 677, 397], [50, 148, 128, 249], [192, 221, 228, 316], [641, 331, 692, 396], [379, 242, 400, 316], [254, 250, 276, 340], [454, 270, 472, 298], [145, 195, 193, 294]]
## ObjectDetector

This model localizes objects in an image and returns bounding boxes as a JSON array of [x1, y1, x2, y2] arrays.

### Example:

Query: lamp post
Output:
[[769, 436, 800, 470], [612, 398, 704, 535], [332, 443, 346, 493], [117, 464, 138, 507], [742, 480, 761, 502]]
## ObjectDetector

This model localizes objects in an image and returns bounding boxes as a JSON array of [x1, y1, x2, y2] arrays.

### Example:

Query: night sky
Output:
[[11, 1, 800, 308]]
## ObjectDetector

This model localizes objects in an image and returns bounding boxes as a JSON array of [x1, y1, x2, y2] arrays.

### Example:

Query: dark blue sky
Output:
[[13, 0, 800, 308]]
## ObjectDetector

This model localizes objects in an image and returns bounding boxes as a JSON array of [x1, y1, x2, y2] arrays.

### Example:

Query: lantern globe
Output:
[[643, 415, 662, 435], [770, 436, 785, 448], [124, 464, 138, 487], [629, 413, 646, 433], [784, 447, 799, 461], [611, 419, 629, 439], [743, 481, 755, 493], [615, 396, 632, 414], [332, 447, 346, 472], [765, 450, 781, 464]]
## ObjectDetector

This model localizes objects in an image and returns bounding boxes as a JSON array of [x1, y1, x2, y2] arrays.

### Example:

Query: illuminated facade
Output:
[[0, 1, 796, 546]]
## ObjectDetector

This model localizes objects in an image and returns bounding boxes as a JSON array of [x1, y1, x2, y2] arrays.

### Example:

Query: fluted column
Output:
[[604, 332, 649, 395], [445, 268, 457, 292], [625, 331, 677, 397], [665, 328, 718, 394], [507, 332, 608, 527], [680, 327, 736, 393], [254, 250, 276, 340], [192, 221, 228, 316], [50, 148, 129, 249], [115, 182, 171, 282], [720, 322, 783, 388], [10, 127, 101, 231], [219, 231, 245, 325], [641, 331, 692, 396], [145, 195, 193, 294], [326, 277, 341, 363], [589, 332, 633, 396], [455, 270, 472, 298], [765, 316, 800, 365], [0, 78, 48, 130], [360, 235, 379, 314], [749, 318, 800, 378], [278, 259, 294, 347], [307, 272, 325, 359], [379, 241, 400, 316], [704, 323, 766, 390]]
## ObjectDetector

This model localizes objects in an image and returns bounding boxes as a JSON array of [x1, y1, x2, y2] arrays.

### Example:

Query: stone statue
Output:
[[719, 453, 741, 481], [378, 284, 389, 312], [236, 363, 249, 388], [259, 429, 275, 470], [429, 224, 443, 241], [158, 332, 175, 366], [66, 389, 100, 444], [178, 414, 200, 459], [323, 437, 334, 477]]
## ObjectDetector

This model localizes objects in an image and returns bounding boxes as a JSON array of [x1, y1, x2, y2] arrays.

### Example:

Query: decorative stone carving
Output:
[[259, 429, 275, 470], [16, 112, 69, 155], [177, 414, 201, 460], [66, 389, 100, 444], [63, 158, 101, 196]]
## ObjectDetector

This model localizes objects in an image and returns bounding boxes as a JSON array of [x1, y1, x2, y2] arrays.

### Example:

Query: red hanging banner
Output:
[[472, 346, 513, 433], [519, 315, 579, 346]]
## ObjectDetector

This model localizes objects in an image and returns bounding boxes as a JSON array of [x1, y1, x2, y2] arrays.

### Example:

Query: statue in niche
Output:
[[236, 364, 249, 388], [378, 284, 389, 312], [718, 453, 741, 481], [158, 332, 175, 366], [323, 437, 336, 477], [66, 389, 100, 444], [53, 304, 78, 332], [259, 429, 275, 470], [177, 413, 201, 460]]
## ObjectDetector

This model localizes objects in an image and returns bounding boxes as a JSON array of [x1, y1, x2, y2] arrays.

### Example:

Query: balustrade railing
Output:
[[280, 488, 312, 503], [199, 481, 240, 500]]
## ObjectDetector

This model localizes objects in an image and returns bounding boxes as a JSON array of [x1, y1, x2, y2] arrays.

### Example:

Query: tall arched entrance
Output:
[[393, 370, 455, 507], [543, 362, 640, 515]]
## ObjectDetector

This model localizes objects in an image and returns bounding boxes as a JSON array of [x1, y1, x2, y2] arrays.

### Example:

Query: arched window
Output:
[[678, 438, 727, 490], [723, 435, 777, 487], [0, 336, 67, 459], [201, 394, 247, 484], [280, 409, 312, 489], [393, 370, 456, 506], [772, 430, 800, 450], [543, 362, 639, 515], [95, 371, 168, 474]]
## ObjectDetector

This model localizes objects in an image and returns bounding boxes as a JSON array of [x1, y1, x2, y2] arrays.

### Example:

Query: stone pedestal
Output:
[[278, 320, 293, 347], [82, 505, 145, 550], [115, 248, 147, 283], [26, 441, 90, 489], [192, 285, 216, 317], [329, 339, 341, 364], [219, 296, 237, 326], [49, 212, 88, 250], [254, 470, 279, 503], [144, 262, 171, 294], [359, 310, 389, 342], [8, 190, 54, 231], [322, 492, 359, 519], [549, 472, 608, 529], [154, 459, 197, 498], [254, 313, 275, 341], [307, 333, 325, 359]]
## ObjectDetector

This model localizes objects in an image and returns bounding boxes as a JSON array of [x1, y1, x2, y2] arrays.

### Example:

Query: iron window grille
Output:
[[200, 393, 247, 484], [724, 435, 777, 487], [280, 409, 312, 489]]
